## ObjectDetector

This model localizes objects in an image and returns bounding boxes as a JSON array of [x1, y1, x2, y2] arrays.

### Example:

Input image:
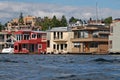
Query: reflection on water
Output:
[[0, 54, 120, 80]]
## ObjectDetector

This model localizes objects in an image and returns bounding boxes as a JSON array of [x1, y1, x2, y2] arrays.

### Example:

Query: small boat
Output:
[[1, 35, 16, 54], [1, 44, 14, 54]]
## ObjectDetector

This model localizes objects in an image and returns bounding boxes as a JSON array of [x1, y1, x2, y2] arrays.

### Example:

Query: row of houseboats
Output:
[[1, 22, 120, 54]]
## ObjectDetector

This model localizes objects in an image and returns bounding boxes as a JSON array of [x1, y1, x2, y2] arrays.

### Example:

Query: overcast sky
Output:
[[0, 0, 120, 24]]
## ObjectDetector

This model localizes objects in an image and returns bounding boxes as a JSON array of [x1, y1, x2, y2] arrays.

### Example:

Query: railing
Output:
[[71, 37, 108, 42], [53, 37, 67, 42]]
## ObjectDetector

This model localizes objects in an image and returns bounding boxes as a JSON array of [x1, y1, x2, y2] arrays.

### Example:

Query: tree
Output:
[[41, 17, 52, 30], [60, 15, 67, 26], [0, 22, 3, 31], [69, 16, 78, 23], [51, 15, 61, 27], [18, 12, 24, 25], [104, 16, 112, 25]]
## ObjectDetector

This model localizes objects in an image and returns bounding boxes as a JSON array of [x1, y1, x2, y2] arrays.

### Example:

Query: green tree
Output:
[[0, 22, 3, 31], [41, 17, 52, 30], [69, 16, 78, 23], [104, 16, 112, 25], [60, 15, 67, 26], [35, 17, 42, 26], [18, 12, 24, 25], [51, 15, 61, 27]]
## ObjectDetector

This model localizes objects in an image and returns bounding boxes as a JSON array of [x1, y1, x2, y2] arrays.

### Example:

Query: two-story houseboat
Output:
[[14, 30, 47, 54], [47, 27, 73, 54], [71, 24, 110, 54]]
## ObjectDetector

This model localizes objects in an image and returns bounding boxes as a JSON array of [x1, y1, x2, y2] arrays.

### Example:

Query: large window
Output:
[[24, 34, 30, 40], [90, 42, 98, 48], [32, 34, 36, 38], [37, 33, 41, 38]]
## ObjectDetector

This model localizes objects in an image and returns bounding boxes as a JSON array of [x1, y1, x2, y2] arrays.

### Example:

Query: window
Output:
[[61, 44, 63, 50], [32, 34, 36, 38], [15, 46, 18, 50], [38, 44, 42, 49], [74, 43, 80, 48], [65, 44, 67, 48], [57, 44, 59, 50], [54, 32, 56, 39], [90, 42, 98, 48], [61, 32, 63, 39], [109, 40, 112, 49], [53, 44, 56, 49], [42, 34, 46, 39], [37, 34, 41, 38], [24, 34, 30, 40], [47, 40, 50, 47], [110, 26, 113, 33]]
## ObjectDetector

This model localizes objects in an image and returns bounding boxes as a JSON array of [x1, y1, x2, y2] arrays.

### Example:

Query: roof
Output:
[[32, 31, 46, 33], [49, 27, 68, 32]]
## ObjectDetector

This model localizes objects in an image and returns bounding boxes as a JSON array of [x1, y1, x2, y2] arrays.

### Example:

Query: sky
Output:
[[0, 0, 120, 24]]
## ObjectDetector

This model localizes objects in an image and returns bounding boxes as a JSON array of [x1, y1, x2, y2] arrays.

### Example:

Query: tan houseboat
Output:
[[71, 24, 110, 54]]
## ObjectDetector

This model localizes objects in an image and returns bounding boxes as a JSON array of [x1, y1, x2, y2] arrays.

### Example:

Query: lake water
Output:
[[0, 54, 120, 80]]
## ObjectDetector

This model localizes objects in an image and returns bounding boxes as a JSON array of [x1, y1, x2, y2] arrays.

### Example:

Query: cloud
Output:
[[0, 1, 120, 24]]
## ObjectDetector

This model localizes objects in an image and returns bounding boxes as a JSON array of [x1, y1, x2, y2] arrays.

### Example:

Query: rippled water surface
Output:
[[0, 54, 120, 80]]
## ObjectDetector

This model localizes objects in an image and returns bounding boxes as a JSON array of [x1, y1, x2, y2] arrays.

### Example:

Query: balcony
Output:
[[71, 37, 108, 42], [53, 37, 67, 42]]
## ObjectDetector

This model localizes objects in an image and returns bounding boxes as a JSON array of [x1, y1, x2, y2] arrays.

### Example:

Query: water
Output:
[[0, 54, 120, 80]]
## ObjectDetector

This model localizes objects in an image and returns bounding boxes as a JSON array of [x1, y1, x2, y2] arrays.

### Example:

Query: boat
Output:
[[1, 36, 15, 54], [1, 44, 14, 54]]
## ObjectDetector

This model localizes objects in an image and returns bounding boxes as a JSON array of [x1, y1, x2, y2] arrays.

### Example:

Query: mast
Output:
[[96, 1, 98, 23]]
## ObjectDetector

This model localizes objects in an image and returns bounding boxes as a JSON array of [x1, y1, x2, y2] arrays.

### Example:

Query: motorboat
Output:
[[1, 44, 14, 54]]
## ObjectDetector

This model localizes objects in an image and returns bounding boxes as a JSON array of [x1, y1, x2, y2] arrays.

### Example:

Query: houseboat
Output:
[[109, 22, 120, 54], [71, 24, 110, 54], [14, 30, 47, 54], [47, 27, 73, 54]]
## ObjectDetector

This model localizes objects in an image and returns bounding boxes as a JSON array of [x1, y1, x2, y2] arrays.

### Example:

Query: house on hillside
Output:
[[6, 15, 41, 32]]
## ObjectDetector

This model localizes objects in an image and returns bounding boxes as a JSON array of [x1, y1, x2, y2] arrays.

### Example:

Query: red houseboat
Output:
[[14, 30, 47, 54]]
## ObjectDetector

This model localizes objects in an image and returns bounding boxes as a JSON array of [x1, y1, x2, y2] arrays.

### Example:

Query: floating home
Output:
[[109, 22, 120, 53], [71, 24, 110, 54], [47, 27, 73, 54], [14, 30, 47, 54]]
